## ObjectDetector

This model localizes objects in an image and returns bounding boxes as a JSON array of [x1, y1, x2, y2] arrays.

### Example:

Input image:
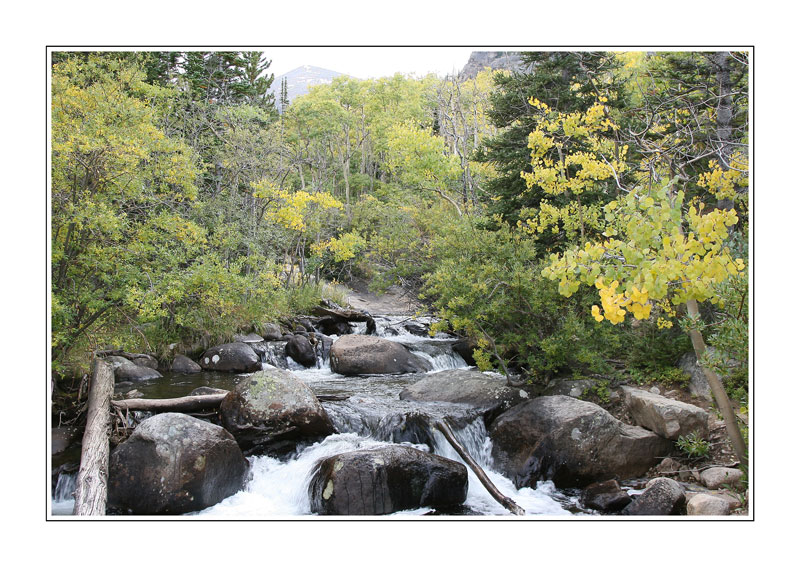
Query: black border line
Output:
[[46, 44, 754, 523]]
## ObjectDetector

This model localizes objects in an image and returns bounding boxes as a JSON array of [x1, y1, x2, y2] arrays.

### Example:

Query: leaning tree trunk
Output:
[[686, 299, 748, 467], [434, 420, 525, 516], [73, 358, 114, 516]]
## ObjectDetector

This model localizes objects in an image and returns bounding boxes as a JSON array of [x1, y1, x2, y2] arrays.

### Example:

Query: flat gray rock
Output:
[[622, 386, 709, 440]]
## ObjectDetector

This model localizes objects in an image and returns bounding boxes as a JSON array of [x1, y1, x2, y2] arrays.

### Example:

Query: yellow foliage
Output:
[[542, 182, 745, 326]]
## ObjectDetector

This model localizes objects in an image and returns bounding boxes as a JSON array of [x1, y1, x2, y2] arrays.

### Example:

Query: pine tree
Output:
[[280, 76, 289, 113], [476, 52, 628, 229]]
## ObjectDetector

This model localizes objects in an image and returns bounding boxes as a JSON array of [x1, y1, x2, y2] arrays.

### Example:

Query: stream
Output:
[[52, 316, 588, 517]]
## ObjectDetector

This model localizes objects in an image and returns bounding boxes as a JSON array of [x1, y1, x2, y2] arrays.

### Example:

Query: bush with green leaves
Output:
[[423, 218, 622, 381]]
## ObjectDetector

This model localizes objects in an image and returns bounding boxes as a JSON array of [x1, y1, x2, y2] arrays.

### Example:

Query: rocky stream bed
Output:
[[51, 293, 748, 518]]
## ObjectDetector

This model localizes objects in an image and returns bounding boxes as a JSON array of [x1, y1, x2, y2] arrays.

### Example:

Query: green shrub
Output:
[[676, 432, 711, 459], [424, 218, 622, 381]]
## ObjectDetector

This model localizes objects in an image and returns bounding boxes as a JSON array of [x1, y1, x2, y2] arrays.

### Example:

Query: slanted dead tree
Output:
[[434, 419, 525, 516]]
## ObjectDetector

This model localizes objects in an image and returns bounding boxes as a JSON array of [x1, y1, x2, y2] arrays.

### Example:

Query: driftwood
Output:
[[434, 420, 525, 516], [73, 358, 114, 516], [312, 306, 377, 335], [111, 393, 228, 413]]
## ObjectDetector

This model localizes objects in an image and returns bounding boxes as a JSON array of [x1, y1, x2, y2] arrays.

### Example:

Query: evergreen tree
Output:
[[181, 51, 275, 110], [476, 52, 627, 228], [280, 76, 289, 113]]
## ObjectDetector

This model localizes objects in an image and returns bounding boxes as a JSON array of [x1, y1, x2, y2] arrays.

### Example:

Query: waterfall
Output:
[[51, 472, 76, 515], [429, 418, 574, 515]]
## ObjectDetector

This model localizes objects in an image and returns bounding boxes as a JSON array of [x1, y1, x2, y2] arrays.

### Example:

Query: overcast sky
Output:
[[262, 47, 479, 79]]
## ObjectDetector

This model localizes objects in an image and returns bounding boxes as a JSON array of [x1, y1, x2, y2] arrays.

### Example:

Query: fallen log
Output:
[[73, 358, 114, 516], [434, 419, 525, 516], [111, 393, 228, 413], [311, 306, 377, 335]]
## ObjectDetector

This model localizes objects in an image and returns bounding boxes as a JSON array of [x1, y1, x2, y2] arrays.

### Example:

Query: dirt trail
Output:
[[340, 282, 424, 316]]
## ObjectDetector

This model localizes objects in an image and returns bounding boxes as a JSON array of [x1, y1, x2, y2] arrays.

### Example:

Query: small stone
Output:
[[655, 457, 680, 475], [687, 493, 731, 515], [581, 479, 632, 512], [623, 477, 685, 515], [700, 467, 744, 489]]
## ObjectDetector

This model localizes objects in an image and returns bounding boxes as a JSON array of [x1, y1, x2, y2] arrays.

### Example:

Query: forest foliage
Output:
[[51, 50, 749, 410]]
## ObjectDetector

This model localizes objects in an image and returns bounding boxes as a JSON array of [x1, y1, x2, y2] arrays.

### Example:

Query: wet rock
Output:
[[316, 317, 353, 336], [330, 335, 432, 376], [451, 339, 477, 366], [286, 334, 317, 367], [219, 368, 335, 455], [622, 386, 709, 440], [171, 354, 202, 374], [199, 342, 261, 373], [399, 369, 527, 426], [261, 340, 290, 369], [114, 363, 163, 382], [700, 467, 744, 490], [108, 413, 248, 514], [622, 477, 685, 515], [489, 395, 672, 489], [401, 321, 428, 336], [581, 479, 632, 513], [308, 445, 467, 515], [686, 493, 731, 515]]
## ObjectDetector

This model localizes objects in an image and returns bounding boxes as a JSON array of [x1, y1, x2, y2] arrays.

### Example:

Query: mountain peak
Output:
[[271, 65, 345, 108]]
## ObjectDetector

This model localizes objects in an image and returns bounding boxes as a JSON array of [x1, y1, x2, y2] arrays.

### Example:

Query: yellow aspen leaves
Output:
[[252, 178, 343, 232], [543, 181, 746, 327]]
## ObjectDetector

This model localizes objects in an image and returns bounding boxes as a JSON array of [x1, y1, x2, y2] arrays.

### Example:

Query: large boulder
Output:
[[330, 335, 432, 375], [490, 395, 673, 489], [219, 368, 335, 455], [399, 369, 528, 425], [108, 413, 249, 514], [171, 354, 202, 374], [259, 322, 283, 341], [127, 353, 159, 370], [114, 363, 162, 382], [199, 342, 261, 373], [308, 445, 467, 515], [286, 334, 317, 367], [622, 477, 686, 515], [622, 386, 709, 440]]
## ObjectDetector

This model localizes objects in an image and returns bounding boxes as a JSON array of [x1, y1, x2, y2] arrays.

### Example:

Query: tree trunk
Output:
[[434, 420, 525, 516], [686, 299, 748, 467], [111, 393, 228, 413], [713, 51, 737, 212], [73, 358, 114, 516]]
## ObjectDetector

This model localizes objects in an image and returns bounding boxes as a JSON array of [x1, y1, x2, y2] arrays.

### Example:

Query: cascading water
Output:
[[53, 314, 584, 516], [52, 472, 76, 516]]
